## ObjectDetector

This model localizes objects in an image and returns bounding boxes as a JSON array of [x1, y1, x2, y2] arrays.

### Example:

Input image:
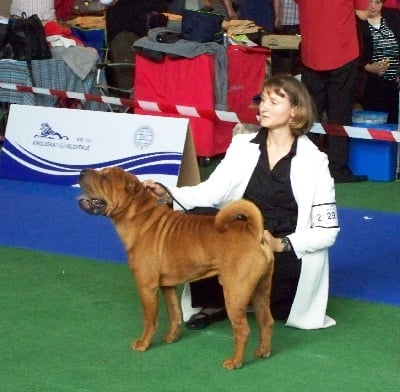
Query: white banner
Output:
[[0, 105, 199, 187]]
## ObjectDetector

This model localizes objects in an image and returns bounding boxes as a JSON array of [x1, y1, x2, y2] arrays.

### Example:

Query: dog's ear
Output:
[[126, 178, 145, 196], [126, 179, 140, 194]]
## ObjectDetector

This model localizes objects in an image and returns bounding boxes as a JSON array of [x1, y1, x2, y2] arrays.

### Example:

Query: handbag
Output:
[[72, 0, 106, 15], [6, 13, 52, 61], [181, 9, 224, 43]]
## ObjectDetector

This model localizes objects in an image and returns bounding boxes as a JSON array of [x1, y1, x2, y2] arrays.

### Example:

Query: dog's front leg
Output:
[[131, 287, 159, 352], [161, 286, 182, 343]]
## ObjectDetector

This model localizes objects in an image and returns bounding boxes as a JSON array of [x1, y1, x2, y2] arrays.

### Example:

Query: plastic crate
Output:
[[349, 123, 398, 182], [352, 110, 388, 125]]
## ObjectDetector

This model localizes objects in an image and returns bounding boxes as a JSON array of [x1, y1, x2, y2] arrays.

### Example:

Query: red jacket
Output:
[[55, 0, 74, 21], [296, 0, 369, 70]]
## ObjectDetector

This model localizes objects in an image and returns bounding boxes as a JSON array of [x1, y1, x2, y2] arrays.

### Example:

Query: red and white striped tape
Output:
[[1, 82, 399, 143]]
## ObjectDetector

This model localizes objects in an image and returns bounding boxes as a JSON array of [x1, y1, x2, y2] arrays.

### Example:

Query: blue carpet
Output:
[[0, 178, 399, 306], [0, 178, 126, 263], [329, 207, 400, 306]]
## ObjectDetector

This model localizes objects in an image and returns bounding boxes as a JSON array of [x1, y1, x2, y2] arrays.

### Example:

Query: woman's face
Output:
[[368, 0, 384, 17], [258, 88, 296, 131]]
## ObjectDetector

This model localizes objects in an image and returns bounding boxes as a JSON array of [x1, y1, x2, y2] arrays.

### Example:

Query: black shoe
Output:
[[335, 174, 368, 183], [185, 309, 227, 330]]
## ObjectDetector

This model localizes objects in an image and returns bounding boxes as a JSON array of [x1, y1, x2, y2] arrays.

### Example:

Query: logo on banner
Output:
[[134, 126, 154, 150], [35, 123, 69, 140], [32, 122, 90, 151]]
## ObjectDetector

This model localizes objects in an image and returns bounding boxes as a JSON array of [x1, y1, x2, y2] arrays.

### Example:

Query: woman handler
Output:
[[144, 75, 340, 330]]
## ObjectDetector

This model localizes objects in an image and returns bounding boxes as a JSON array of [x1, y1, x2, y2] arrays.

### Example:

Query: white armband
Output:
[[311, 203, 338, 228]]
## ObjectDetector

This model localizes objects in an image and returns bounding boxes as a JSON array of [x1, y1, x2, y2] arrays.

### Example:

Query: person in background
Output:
[[10, 0, 75, 22], [100, 0, 169, 91], [274, 0, 299, 31], [272, 0, 300, 75], [295, 0, 370, 183], [10, 0, 56, 21], [239, 0, 275, 32], [54, 0, 74, 21], [383, 0, 400, 9], [357, 0, 400, 124], [101, 0, 169, 43], [167, 0, 186, 14], [144, 75, 340, 331], [199, 0, 238, 20]]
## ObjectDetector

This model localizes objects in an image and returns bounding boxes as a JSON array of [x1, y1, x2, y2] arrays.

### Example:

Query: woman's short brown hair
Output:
[[262, 74, 316, 136]]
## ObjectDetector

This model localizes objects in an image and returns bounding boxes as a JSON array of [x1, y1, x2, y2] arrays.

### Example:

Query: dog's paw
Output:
[[222, 358, 243, 370], [162, 331, 181, 344], [254, 347, 271, 359], [131, 339, 149, 352]]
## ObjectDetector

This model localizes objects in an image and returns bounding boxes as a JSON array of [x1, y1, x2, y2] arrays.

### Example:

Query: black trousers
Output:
[[187, 208, 301, 321], [190, 251, 301, 321], [271, 24, 301, 76], [362, 75, 399, 124], [301, 59, 359, 179]]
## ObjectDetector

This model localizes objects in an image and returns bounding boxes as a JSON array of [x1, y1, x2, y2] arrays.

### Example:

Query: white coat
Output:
[[171, 133, 340, 329]]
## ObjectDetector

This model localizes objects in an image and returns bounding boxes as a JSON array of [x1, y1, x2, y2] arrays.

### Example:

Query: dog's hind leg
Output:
[[222, 285, 253, 370], [131, 286, 159, 352], [252, 271, 274, 359], [160, 286, 182, 344]]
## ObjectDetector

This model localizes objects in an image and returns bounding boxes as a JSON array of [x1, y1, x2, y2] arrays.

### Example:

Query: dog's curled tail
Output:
[[215, 199, 264, 240]]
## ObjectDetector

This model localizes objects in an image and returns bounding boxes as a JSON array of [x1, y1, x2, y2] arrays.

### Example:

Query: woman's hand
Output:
[[365, 59, 389, 77], [142, 179, 167, 198], [264, 230, 283, 252]]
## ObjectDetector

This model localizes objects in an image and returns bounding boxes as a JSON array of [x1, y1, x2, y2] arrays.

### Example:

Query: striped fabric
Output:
[[368, 18, 400, 81], [280, 0, 299, 26], [10, 0, 56, 21], [0, 58, 107, 111]]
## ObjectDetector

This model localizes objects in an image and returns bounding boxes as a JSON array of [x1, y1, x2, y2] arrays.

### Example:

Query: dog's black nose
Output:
[[80, 169, 88, 178]]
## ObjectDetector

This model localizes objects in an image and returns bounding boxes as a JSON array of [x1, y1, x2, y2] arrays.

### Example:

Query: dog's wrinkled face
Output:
[[78, 167, 144, 216]]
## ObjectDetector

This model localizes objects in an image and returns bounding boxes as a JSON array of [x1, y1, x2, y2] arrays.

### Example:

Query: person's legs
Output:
[[301, 64, 328, 121], [189, 250, 302, 325], [326, 60, 357, 125], [301, 64, 329, 149], [303, 60, 367, 182], [186, 277, 227, 330], [362, 76, 399, 124], [190, 276, 225, 308], [184, 207, 227, 329], [325, 59, 366, 181], [269, 252, 301, 320], [384, 81, 399, 124]]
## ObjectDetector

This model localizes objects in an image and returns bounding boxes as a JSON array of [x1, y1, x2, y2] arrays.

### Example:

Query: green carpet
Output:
[[1, 156, 399, 391], [1, 247, 399, 392]]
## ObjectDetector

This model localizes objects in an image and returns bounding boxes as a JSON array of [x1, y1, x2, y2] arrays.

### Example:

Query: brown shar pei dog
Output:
[[78, 167, 274, 369]]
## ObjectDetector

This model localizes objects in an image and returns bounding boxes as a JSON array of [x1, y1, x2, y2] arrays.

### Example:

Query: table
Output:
[[261, 34, 301, 75], [0, 58, 107, 111], [134, 44, 269, 158]]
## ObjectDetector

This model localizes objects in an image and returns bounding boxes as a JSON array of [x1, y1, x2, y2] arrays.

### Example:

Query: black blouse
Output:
[[243, 128, 298, 236]]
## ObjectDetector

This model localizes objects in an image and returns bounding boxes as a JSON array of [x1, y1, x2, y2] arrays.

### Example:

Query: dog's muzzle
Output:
[[78, 196, 107, 216]]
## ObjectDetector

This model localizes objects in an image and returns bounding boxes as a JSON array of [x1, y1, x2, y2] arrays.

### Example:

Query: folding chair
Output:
[[94, 30, 136, 113]]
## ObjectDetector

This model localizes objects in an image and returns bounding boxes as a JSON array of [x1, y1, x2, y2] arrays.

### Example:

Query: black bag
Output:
[[72, 0, 106, 15], [6, 13, 52, 61], [181, 9, 224, 43]]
